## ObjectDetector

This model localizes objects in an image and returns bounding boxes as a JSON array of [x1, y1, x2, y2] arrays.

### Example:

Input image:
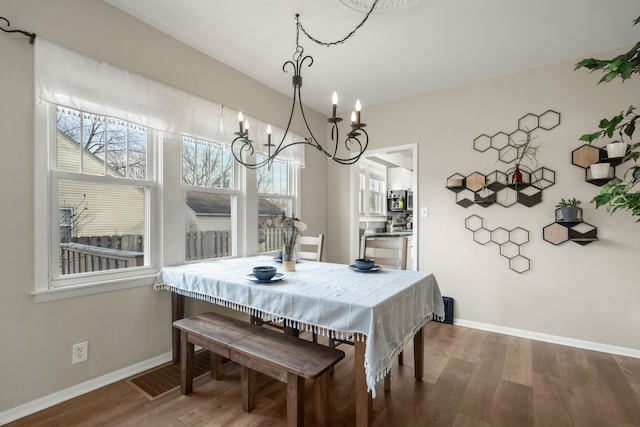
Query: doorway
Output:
[[350, 143, 418, 270]]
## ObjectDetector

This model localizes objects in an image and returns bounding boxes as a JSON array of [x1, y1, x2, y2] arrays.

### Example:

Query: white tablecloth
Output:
[[155, 255, 445, 396]]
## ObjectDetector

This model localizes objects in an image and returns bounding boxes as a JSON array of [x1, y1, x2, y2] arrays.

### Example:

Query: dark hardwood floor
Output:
[[7, 322, 640, 426]]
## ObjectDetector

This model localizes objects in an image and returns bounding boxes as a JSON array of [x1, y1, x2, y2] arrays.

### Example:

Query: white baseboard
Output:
[[454, 319, 640, 359], [0, 352, 172, 426]]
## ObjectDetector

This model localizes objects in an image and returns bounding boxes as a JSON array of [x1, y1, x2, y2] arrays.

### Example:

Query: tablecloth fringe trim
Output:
[[155, 283, 367, 341]]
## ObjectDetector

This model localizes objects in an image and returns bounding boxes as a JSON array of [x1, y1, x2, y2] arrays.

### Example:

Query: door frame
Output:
[[350, 142, 419, 270]]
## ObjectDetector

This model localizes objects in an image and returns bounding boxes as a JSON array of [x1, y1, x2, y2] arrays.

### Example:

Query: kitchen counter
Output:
[[364, 231, 413, 237]]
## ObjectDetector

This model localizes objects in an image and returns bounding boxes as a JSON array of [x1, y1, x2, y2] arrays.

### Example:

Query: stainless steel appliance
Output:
[[387, 190, 413, 212]]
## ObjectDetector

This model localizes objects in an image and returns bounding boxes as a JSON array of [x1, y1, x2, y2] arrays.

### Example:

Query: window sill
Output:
[[31, 273, 158, 303]]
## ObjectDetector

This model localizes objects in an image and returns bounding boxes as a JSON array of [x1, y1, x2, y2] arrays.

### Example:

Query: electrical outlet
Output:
[[72, 341, 88, 364], [420, 206, 429, 218]]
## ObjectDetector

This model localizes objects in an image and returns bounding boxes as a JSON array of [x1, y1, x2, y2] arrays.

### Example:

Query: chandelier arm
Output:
[[295, 0, 380, 47]]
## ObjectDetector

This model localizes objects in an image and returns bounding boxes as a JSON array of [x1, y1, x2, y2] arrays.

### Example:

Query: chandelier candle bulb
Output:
[[267, 124, 272, 145], [332, 92, 338, 117], [355, 100, 361, 125], [245, 119, 249, 138], [351, 111, 357, 125], [238, 112, 244, 133]]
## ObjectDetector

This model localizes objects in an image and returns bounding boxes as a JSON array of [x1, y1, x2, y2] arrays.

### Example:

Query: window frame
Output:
[[34, 105, 160, 302]]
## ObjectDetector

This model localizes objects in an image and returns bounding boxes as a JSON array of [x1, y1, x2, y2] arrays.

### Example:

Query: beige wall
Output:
[[2, 0, 639, 417], [0, 0, 327, 412], [327, 48, 640, 351]]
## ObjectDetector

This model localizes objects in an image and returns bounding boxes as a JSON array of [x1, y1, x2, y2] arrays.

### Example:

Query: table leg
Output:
[[354, 337, 372, 427], [171, 292, 185, 364], [413, 325, 424, 380]]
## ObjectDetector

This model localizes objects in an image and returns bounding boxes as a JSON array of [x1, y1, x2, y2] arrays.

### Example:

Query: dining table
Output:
[[155, 255, 445, 427]]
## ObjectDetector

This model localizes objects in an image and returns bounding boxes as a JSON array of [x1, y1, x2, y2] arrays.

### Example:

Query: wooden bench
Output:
[[173, 312, 345, 427]]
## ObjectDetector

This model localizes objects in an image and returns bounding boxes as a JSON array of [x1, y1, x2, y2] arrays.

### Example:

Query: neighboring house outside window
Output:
[[182, 136, 237, 261]]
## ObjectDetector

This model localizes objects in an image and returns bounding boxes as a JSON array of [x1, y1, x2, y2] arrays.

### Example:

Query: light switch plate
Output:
[[420, 207, 429, 218]]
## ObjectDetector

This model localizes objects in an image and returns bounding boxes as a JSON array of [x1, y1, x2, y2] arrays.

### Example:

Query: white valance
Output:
[[33, 38, 304, 165]]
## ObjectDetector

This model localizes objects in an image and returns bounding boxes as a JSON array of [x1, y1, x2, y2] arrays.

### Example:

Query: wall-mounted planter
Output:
[[543, 207, 597, 246], [589, 163, 611, 179], [556, 206, 582, 223], [606, 141, 627, 159]]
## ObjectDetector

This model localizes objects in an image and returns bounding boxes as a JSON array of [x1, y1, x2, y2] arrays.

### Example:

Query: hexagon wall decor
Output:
[[446, 110, 560, 208], [464, 215, 531, 273]]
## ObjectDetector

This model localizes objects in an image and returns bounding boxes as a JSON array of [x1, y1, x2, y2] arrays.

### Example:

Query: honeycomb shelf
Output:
[[542, 207, 598, 246], [571, 144, 629, 187], [447, 110, 560, 208]]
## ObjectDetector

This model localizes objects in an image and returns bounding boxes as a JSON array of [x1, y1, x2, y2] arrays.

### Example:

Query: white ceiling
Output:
[[105, 0, 639, 115]]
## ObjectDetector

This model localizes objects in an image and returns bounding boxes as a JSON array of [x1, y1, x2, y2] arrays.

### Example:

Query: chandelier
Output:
[[231, 1, 382, 169]]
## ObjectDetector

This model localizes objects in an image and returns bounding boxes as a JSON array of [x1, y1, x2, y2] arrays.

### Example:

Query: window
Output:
[[359, 159, 387, 216], [182, 136, 238, 261], [44, 106, 156, 288], [33, 39, 304, 299], [257, 155, 298, 253], [369, 172, 385, 215]]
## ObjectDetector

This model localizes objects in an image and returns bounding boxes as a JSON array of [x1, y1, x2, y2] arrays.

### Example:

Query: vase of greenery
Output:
[[556, 198, 582, 222], [280, 214, 306, 272], [505, 130, 539, 186], [575, 16, 640, 221]]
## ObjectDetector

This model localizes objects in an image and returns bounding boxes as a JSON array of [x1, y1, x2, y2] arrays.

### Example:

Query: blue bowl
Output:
[[354, 258, 375, 270], [253, 265, 277, 281]]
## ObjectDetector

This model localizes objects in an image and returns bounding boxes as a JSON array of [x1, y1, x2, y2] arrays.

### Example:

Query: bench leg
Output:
[[241, 366, 256, 412], [180, 330, 194, 395], [384, 371, 391, 392], [413, 326, 424, 380], [210, 352, 223, 380], [314, 373, 330, 427], [287, 372, 304, 427]]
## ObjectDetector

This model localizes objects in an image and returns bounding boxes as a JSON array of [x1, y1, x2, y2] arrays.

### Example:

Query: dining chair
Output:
[[297, 234, 324, 262], [297, 234, 324, 343], [361, 236, 408, 270], [336, 235, 409, 390], [252, 234, 325, 341]]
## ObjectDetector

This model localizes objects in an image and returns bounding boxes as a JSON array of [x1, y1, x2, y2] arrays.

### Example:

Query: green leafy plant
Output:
[[556, 198, 582, 208], [574, 16, 640, 221]]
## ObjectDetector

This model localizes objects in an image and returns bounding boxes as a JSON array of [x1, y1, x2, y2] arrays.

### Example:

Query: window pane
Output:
[[58, 180, 145, 276], [369, 174, 385, 214], [185, 191, 233, 260], [106, 118, 126, 177], [258, 197, 288, 253], [257, 156, 288, 194], [182, 137, 234, 189], [359, 168, 365, 214], [56, 106, 147, 179], [82, 112, 107, 175], [128, 124, 147, 179], [56, 107, 81, 173]]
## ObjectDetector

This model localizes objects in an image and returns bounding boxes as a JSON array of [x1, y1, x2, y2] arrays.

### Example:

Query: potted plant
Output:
[[575, 16, 640, 221], [556, 198, 582, 222]]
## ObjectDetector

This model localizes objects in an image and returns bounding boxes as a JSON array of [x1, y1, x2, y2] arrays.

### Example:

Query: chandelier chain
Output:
[[295, 0, 379, 49]]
